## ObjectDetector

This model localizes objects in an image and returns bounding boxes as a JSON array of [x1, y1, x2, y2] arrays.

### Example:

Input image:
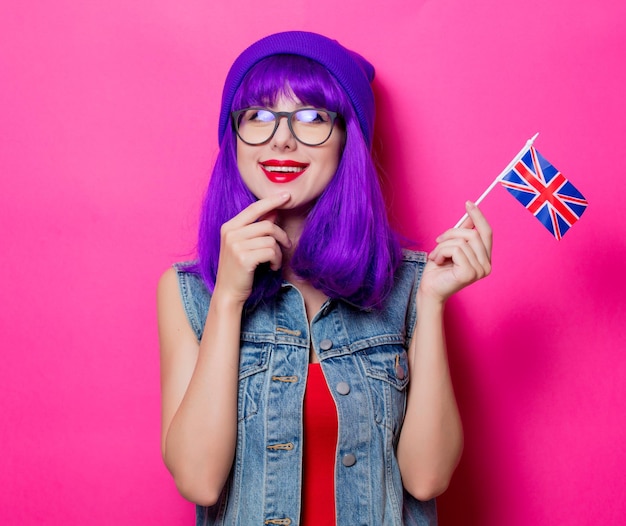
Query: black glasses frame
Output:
[[231, 107, 339, 146]]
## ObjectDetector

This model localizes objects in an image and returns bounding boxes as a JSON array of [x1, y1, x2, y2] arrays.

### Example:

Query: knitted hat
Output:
[[218, 31, 376, 147]]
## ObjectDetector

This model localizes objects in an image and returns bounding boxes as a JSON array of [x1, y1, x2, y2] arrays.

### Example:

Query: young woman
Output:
[[158, 31, 492, 525]]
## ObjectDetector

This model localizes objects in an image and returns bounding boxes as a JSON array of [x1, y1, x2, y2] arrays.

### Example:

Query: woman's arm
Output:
[[158, 268, 243, 505], [397, 201, 492, 501], [396, 294, 463, 501], [158, 192, 292, 505]]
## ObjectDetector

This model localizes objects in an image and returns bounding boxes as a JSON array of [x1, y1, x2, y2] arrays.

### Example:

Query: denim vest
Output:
[[174, 250, 438, 526]]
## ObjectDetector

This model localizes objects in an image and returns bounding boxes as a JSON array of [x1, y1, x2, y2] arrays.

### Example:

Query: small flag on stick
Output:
[[500, 146, 588, 239], [455, 133, 588, 239]]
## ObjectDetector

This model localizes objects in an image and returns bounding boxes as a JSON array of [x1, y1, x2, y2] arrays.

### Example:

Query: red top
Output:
[[301, 363, 338, 525]]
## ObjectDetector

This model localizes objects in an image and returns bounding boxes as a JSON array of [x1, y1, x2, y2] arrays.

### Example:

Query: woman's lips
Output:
[[260, 159, 309, 183]]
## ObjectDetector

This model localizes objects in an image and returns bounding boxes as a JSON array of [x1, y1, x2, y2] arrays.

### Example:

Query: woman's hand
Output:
[[214, 192, 292, 305], [419, 201, 493, 304]]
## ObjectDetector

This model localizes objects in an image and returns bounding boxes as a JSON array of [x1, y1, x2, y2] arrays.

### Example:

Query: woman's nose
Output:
[[271, 117, 297, 149]]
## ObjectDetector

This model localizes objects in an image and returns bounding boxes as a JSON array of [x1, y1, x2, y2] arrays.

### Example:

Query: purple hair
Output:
[[194, 55, 402, 309]]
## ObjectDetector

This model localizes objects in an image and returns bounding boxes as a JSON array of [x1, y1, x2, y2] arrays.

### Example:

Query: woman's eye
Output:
[[296, 109, 327, 124], [251, 109, 275, 123]]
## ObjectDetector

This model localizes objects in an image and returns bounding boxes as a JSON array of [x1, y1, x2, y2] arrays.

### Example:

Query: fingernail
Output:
[[281, 192, 290, 200], [466, 200, 475, 209]]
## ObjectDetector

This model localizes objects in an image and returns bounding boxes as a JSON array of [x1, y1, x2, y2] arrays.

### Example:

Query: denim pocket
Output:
[[359, 345, 409, 434], [237, 342, 270, 422]]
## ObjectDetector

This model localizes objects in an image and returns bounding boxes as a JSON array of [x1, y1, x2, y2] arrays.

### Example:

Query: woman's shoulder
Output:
[[391, 249, 427, 285], [169, 261, 208, 291], [392, 250, 428, 340], [398, 249, 428, 280], [372, 249, 427, 307], [400, 248, 428, 264], [160, 261, 211, 340], [171, 260, 202, 276]]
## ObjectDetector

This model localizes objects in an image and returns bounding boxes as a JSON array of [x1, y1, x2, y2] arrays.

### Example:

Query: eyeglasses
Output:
[[231, 107, 339, 146]]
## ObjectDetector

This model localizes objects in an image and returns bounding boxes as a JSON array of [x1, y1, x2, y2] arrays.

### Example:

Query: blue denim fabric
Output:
[[174, 250, 438, 526]]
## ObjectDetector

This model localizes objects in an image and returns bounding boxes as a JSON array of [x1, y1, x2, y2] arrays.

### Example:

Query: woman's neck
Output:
[[276, 208, 308, 258]]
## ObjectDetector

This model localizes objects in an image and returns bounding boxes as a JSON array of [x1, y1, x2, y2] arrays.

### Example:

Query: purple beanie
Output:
[[218, 31, 376, 147]]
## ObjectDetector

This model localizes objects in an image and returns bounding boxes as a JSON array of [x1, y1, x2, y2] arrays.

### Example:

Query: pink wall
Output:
[[2, 1, 624, 524]]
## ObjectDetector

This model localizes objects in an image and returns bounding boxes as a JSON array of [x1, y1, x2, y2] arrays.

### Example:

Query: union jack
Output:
[[500, 147, 588, 239]]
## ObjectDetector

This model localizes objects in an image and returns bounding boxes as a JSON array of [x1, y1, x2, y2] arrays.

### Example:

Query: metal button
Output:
[[342, 453, 357, 467], [336, 381, 350, 395], [395, 364, 405, 380], [319, 338, 333, 351]]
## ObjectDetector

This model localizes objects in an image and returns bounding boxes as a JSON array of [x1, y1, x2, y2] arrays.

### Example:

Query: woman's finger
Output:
[[226, 219, 291, 249], [430, 238, 480, 278], [430, 229, 492, 280], [464, 201, 493, 256], [434, 229, 488, 267], [436, 203, 492, 264], [226, 192, 291, 229], [235, 245, 283, 273]]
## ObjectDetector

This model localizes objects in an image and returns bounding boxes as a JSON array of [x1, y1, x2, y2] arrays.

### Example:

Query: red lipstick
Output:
[[260, 159, 309, 183]]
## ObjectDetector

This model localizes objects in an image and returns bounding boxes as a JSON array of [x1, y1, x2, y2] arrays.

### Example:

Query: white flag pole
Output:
[[453, 132, 540, 228]]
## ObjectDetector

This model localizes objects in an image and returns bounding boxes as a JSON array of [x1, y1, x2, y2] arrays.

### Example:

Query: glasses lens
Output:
[[291, 109, 333, 145], [235, 109, 277, 145]]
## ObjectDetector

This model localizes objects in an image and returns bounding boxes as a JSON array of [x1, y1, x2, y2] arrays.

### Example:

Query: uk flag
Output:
[[500, 147, 588, 239]]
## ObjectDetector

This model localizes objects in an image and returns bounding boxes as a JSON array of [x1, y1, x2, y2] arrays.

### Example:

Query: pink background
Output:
[[2, 1, 625, 524]]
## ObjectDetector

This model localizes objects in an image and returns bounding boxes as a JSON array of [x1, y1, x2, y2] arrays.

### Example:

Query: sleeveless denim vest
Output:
[[174, 250, 438, 526]]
